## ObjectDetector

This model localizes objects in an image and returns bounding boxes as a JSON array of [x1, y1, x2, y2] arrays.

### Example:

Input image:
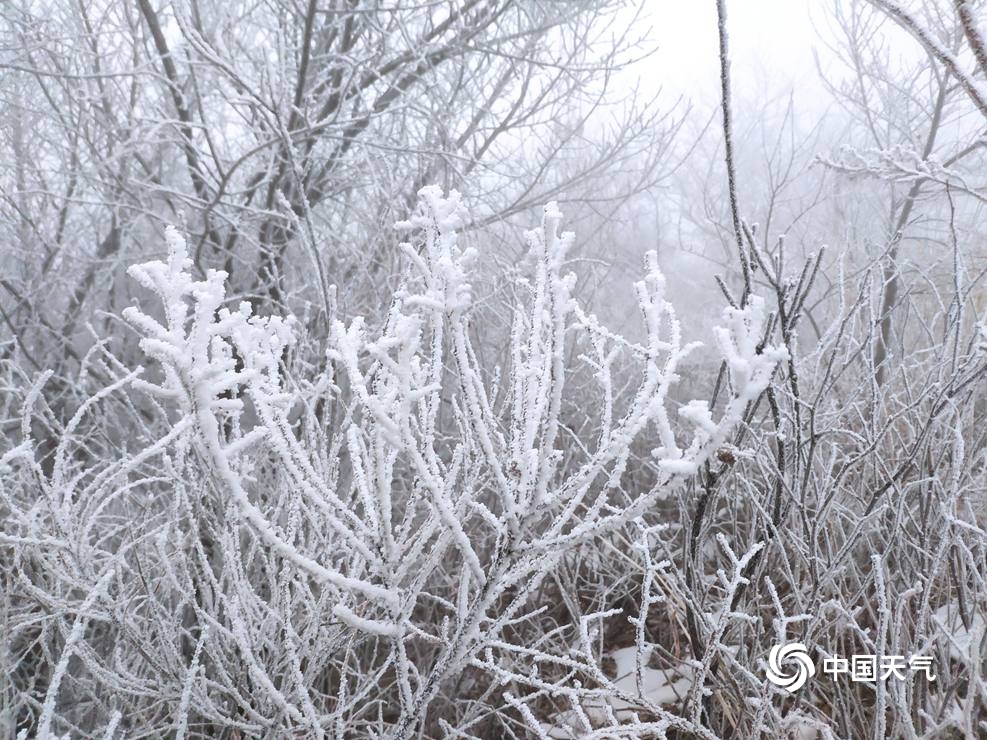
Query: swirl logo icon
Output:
[[765, 643, 815, 692]]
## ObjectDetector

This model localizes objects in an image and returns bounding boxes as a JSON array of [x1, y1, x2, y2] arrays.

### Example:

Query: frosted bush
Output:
[[1, 187, 788, 737], [6, 186, 984, 738]]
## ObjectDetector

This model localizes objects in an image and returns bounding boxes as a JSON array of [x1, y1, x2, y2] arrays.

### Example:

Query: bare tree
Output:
[[821, 0, 987, 385], [0, 0, 669, 374]]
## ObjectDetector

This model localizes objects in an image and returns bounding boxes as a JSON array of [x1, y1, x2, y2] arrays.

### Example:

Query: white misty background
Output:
[[1, 1, 986, 738]]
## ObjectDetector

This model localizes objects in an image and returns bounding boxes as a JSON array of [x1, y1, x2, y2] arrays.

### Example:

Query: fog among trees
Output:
[[2, 0, 986, 737]]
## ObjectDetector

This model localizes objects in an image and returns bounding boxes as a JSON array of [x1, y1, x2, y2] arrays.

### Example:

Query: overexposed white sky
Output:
[[635, 0, 830, 111]]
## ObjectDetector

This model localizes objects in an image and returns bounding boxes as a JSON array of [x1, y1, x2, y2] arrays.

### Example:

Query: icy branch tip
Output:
[[164, 225, 192, 275]]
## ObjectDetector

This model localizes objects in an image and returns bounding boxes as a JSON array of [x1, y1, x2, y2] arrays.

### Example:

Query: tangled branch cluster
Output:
[[2, 187, 986, 738]]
